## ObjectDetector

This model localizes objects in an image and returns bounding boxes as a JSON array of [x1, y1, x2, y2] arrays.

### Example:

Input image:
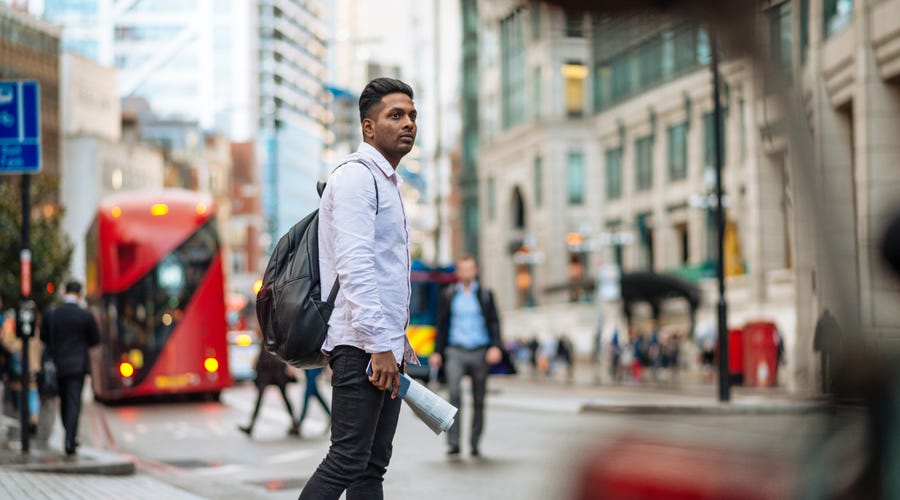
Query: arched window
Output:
[[511, 187, 526, 230]]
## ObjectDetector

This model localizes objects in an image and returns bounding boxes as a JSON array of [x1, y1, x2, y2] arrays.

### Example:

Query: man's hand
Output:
[[485, 346, 503, 365], [369, 351, 401, 399], [428, 353, 442, 369]]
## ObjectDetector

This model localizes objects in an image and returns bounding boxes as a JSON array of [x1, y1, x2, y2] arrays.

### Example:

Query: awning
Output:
[[620, 271, 701, 332], [620, 271, 700, 310]]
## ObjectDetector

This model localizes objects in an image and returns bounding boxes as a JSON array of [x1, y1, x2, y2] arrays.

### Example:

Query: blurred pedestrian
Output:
[[238, 348, 299, 437], [300, 77, 419, 499], [528, 336, 540, 377], [609, 328, 622, 383], [591, 323, 603, 384], [556, 334, 574, 383], [40, 281, 100, 456], [813, 308, 842, 393], [0, 318, 41, 437], [294, 367, 331, 436], [430, 254, 503, 458]]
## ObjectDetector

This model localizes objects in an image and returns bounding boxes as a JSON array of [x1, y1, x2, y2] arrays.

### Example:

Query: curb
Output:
[[0, 447, 136, 475], [579, 400, 833, 416], [1, 416, 135, 475]]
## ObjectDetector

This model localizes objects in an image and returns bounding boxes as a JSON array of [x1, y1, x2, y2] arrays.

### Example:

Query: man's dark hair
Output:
[[65, 281, 82, 295], [359, 77, 414, 122], [457, 254, 477, 265]]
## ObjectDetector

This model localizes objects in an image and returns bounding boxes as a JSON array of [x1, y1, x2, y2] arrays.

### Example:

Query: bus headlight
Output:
[[203, 357, 219, 373]]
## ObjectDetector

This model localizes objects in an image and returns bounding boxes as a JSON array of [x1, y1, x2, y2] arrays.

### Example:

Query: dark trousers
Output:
[[247, 385, 295, 430], [57, 374, 85, 450], [299, 346, 402, 500], [444, 346, 489, 450], [298, 370, 331, 424]]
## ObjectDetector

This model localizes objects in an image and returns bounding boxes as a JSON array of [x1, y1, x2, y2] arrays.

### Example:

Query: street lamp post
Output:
[[711, 31, 730, 402]]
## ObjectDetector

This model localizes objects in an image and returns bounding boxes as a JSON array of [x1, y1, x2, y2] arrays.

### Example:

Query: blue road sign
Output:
[[0, 80, 41, 173]]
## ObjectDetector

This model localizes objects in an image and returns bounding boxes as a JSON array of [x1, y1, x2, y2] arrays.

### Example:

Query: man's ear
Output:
[[362, 117, 374, 139]]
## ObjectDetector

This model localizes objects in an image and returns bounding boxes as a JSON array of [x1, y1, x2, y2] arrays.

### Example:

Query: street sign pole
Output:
[[1, 80, 41, 452], [711, 32, 731, 403], [19, 173, 32, 454]]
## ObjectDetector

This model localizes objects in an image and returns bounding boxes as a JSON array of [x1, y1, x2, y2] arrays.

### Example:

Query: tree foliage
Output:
[[0, 176, 73, 314]]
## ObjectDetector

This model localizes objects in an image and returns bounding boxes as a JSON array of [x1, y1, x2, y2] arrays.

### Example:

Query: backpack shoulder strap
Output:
[[318, 154, 379, 214], [319, 155, 381, 305]]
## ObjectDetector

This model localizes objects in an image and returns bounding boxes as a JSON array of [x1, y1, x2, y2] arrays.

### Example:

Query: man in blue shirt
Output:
[[430, 255, 502, 458]]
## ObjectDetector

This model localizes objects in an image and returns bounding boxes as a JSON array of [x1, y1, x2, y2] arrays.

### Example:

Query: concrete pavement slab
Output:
[[0, 469, 204, 499], [1, 415, 135, 475]]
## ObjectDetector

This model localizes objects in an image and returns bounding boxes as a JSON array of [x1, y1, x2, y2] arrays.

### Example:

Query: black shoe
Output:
[[238, 425, 252, 437], [471, 447, 480, 457], [447, 445, 460, 456], [65, 443, 77, 456], [287, 424, 300, 437]]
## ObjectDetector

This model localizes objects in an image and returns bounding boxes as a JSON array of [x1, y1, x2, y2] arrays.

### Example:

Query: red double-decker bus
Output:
[[85, 189, 231, 402]]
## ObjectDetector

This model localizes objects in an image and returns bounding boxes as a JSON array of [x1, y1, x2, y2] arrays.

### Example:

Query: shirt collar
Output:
[[455, 281, 479, 294], [63, 295, 78, 304], [357, 142, 402, 184]]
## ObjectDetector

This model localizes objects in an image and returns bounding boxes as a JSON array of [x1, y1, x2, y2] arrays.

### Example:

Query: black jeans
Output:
[[299, 346, 402, 500], [57, 374, 85, 451]]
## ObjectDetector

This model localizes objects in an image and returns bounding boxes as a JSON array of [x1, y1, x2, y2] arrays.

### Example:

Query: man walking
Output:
[[41, 281, 99, 456], [429, 255, 503, 458], [300, 77, 419, 499]]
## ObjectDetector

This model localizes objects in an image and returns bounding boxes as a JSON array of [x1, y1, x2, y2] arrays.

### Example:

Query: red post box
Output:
[[728, 327, 744, 386], [743, 321, 779, 387]]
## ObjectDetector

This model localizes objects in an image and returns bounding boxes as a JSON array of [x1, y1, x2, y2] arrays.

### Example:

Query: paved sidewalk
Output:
[[0, 414, 203, 499], [487, 361, 834, 416], [0, 414, 135, 474], [0, 469, 204, 499]]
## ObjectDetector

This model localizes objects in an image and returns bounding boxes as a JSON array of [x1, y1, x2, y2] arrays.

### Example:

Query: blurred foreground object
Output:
[[882, 210, 900, 277], [574, 438, 794, 500]]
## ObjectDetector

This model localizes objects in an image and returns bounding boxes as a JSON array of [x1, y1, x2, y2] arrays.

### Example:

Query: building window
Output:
[[800, 0, 809, 64], [563, 61, 587, 118], [605, 147, 623, 200], [637, 213, 654, 271], [594, 63, 609, 112], [531, 2, 540, 39], [609, 54, 632, 102], [593, 24, 709, 111], [823, 0, 852, 38], [512, 188, 526, 230], [487, 177, 496, 220], [567, 151, 585, 205], [464, 204, 479, 255], [676, 223, 690, 265], [532, 66, 542, 119], [769, 1, 792, 78], [534, 156, 543, 207], [704, 111, 727, 169], [667, 122, 688, 181], [637, 35, 663, 88], [635, 136, 653, 191], [697, 28, 711, 64], [501, 9, 527, 129], [565, 10, 583, 37]]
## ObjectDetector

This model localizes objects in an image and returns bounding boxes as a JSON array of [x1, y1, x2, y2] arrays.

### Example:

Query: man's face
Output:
[[363, 92, 417, 166], [456, 259, 478, 285]]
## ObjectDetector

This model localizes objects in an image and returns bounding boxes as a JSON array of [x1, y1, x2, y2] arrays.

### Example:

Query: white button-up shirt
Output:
[[318, 142, 417, 365]]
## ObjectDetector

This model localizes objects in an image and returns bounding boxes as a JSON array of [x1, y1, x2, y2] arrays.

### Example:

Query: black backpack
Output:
[[256, 156, 378, 368]]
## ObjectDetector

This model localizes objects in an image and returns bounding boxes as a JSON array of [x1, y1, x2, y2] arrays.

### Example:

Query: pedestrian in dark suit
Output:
[[430, 255, 503, 458], [40, 281, 100, 456]]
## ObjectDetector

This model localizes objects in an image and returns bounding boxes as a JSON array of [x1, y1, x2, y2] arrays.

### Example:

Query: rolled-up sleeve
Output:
[[328, 164, 393, 354]]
